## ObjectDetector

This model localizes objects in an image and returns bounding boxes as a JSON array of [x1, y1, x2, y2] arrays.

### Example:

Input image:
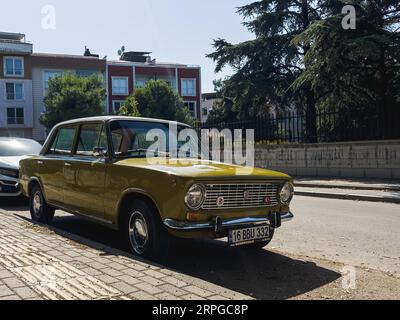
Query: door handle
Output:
[[37, 161, 44, 165], [65, 162, 72, 167]]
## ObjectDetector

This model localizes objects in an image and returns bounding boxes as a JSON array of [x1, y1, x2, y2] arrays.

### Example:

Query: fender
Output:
[[27, 177, 48, 202], [117, 187, 162, 220]]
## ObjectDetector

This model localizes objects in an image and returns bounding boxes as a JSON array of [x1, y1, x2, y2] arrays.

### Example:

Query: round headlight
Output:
[[185, 184, 206, 210], [280, 182, 294, 205]]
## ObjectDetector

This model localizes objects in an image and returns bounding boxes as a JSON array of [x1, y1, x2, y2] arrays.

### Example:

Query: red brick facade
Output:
[[107, 62, 201, 119]]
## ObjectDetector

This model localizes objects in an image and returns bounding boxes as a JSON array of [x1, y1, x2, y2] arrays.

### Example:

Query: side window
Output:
[[48, 127, 77, 155], [76, 124, 107, 156]]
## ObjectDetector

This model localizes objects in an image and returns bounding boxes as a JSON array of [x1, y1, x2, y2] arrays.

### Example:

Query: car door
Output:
[[38, 126, 78, 206], [63, 123, 108, 221]]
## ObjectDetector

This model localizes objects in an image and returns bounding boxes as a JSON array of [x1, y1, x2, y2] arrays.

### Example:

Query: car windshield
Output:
[[109, 120, 199, 159], [0, 139, 42, 157]]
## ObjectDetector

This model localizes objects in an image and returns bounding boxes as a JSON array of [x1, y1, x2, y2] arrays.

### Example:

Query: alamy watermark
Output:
[[342, 5, 356, 30], [144, 124, 255, 174], [341, 265, 357, 290], [41, 4, 57, 30], [39, 265, 57, 290]]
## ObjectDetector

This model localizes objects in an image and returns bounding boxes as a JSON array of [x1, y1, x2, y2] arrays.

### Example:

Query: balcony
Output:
[[0, 40, 33, 54]]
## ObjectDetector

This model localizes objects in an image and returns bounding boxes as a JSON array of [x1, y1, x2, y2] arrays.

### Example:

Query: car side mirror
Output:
[[93, 147, 107, 158]]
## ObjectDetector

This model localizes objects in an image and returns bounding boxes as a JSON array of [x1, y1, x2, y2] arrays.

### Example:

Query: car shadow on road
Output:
[[55, 216, 341, 300], [4, 206, 341, 300], [0, 197, 29, 212]]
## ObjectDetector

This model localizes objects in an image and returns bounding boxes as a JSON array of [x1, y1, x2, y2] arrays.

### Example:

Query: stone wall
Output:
[[254, 140, 400, 179]]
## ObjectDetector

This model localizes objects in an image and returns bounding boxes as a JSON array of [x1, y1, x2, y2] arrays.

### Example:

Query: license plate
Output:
[[228, 225, 270, 247]]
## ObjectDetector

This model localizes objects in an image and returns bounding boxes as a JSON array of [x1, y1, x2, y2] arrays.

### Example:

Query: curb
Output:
[[295, 191, 400, 204], [294, 183, 400, 192]]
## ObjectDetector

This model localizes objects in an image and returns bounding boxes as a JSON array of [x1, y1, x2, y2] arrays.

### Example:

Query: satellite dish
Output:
[[118, 50, 122, 56], [121, 46, 125, 52]]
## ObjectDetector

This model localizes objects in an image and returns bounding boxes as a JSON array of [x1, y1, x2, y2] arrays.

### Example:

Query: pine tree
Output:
[[207, 0, 328, 141]]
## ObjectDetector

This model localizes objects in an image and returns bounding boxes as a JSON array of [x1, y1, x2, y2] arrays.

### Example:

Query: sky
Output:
[[1, 0, 253, 93]]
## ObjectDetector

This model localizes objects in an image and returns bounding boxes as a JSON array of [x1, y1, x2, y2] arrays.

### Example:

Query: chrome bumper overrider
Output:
[[163, 212, 294, 232]]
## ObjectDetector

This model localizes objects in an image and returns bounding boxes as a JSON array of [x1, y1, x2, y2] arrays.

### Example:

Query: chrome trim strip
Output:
[[280, 212, 294, 222], [163, 212, 294, 232]]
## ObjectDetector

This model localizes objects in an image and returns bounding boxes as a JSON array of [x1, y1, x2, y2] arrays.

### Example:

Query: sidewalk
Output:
[[294, 178, 400, 204], [0, 211, 250, 300]]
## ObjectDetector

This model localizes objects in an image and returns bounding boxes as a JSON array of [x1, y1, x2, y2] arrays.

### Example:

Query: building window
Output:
[[6, 83, 23, 100], [76, 70, 97, 78], [202, 108, 208, 116], [44, 71, 64, 92], [112, 77, 129, 95], [112, 100, 126, 114], [181, 79, 196, 96], [165, 80, 177, 91], [184, 102, 197, 118], [4, 57, 24, 77], [7, 108, 24, 125], [135, 79, 147, 88]]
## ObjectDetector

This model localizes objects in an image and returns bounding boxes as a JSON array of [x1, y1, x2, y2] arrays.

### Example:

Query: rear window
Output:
[[48, 127, 77, 155]]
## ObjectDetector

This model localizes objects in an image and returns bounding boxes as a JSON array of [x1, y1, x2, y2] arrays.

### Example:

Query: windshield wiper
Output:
[[115, 149, 148, 158]]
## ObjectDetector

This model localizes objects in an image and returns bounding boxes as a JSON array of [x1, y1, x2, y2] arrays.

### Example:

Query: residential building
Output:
[[108, 52, 202, 120], [31, 52, 106, 141], [0, 32, 33, 138], [201, 92, 219, 123], [0, 31, 203, 141]]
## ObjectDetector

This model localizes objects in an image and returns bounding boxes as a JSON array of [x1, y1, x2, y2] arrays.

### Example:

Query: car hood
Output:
[[0, 156, 26, 169], [116, 158, 291, 180]]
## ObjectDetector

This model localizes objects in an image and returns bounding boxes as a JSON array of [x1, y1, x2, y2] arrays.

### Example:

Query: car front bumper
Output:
[[163, 212, 294, 233], [0, 174, 21, 197]]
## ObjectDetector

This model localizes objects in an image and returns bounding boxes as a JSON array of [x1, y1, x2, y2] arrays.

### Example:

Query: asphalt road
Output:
[[273, 196, 400, 275], [0, 196, 399, 299]]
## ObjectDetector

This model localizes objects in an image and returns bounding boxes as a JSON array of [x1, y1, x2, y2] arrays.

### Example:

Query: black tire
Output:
[[122, 199, 170, 262], [30, 185, 55, 224], [243, 229, 275, 250]]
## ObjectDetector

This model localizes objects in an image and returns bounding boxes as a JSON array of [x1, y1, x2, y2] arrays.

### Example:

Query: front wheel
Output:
[[122, 200, 170, 262], [30, 185, 55, 224]]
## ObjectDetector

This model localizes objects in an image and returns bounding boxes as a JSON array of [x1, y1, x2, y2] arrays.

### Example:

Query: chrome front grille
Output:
[[202, 183, 281, 210]]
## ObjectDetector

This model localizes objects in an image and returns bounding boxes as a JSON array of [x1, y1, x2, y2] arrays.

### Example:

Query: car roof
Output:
[[56, 116, 191, 128]]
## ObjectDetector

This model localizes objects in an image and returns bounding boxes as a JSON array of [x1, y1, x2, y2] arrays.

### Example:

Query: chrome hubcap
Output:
[[33, 192, 42, 215], [128, 211, 149, 255]]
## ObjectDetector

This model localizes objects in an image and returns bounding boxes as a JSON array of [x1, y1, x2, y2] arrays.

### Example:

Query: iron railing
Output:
[[196, 106, 400, 144]]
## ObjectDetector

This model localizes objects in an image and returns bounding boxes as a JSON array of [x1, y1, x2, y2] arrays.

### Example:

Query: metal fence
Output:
[[195, 106, 400, 144]]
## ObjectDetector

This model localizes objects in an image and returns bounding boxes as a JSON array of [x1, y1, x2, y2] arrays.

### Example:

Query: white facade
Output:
[[31, 67, 106, 142], [201, 94, 218, 123], [0, 33, 34, 138], [31, 67, 47, 141], [0, 78, 33, 137]]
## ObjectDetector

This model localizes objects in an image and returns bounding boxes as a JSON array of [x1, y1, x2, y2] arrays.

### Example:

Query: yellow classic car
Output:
[[20, 116, 294, 260]]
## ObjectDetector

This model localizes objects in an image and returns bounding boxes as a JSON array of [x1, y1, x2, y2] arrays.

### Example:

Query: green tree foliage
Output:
[[208, 0, 400, 141], [205, 80, 239, 123], [293, 1, 400, 113], [40, 73, 106, 129], [207, 0, 328, 140], [117, 95, 141, 117], [120, 80, 194, 125]]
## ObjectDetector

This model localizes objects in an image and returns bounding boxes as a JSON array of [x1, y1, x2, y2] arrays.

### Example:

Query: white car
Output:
[[0, 138, 42, 197]]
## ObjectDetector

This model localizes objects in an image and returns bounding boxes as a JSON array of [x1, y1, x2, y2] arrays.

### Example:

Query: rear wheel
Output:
[[122, 200, 170, 262], [30, 185, 55, 224]]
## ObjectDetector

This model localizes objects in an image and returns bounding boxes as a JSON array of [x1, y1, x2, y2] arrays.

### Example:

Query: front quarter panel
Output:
[[103, 163, 188, 225], [19, 156, 39, 197]]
